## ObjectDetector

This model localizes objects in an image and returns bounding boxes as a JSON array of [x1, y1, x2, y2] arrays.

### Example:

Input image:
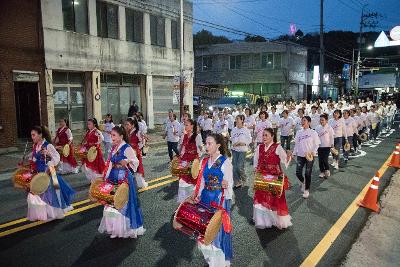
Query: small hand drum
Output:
[[89, 178, 129, 210], [253, 172, 285, 198], [86, 146, 98, 163]]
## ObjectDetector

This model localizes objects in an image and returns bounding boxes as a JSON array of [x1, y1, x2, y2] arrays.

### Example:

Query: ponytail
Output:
[[32, 125, 52, 144]]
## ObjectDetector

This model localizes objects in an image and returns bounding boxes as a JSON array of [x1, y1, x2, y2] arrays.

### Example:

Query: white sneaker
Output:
[[319, 172, 325, 178], [334, 162, 339, 170], [303, 190, 310, 199], [325, 170, 331, 177], [301, 183, 305, 192]]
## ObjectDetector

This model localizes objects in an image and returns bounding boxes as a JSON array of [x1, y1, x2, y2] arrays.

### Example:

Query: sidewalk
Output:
[[342, 170, 400, 267], [0, 128, 166, 173]]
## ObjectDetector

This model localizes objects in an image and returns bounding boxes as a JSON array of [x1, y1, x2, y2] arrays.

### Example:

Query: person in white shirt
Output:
[[315, 114, 334, 178], [102, 114, 115, 158], [137, 112, 149, 157], [343, 110, 356, 162], [279, 110, 295, 150], [269, 106, 280, 137], [244, 108, 256, 130], [197, 110, 206, 139], [310, 106, 320, 129], [200, 112, 213, 143], [294, 108, 305, 134], [223, 108, 235, 136], [213, 113, 229, 146], [350, 109, 362, 151], [328, 110, 347, 170], [368, 105, 380, 141], [164, 113, 181, 162], [293, 116, 321, 199], [254, 111, 272, 145], [230, 114, 252, 188], [386, 101, 396, 130]]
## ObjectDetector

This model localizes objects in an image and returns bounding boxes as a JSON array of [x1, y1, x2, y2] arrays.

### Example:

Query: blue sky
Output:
[[191, 0, 400, 39]]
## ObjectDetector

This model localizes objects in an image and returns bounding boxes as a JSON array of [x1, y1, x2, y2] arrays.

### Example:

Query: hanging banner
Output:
[[173, 89, 180, 105]]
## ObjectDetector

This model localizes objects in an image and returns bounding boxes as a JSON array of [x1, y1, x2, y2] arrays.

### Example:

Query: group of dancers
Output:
[[18, 96, 397, 267]]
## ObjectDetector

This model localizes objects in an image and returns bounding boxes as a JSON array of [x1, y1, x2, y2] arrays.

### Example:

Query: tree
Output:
[[244, 35, 267, 42], [193, 30, 232, 47]]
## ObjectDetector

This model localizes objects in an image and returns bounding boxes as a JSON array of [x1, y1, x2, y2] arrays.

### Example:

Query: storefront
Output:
[[100, 73, 142, 124]]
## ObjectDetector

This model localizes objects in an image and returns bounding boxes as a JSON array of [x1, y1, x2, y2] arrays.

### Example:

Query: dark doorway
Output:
[[14, 82, 41, 138]]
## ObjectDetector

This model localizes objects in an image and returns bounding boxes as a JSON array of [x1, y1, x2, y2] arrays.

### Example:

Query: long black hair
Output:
[[187, 119, 197, 143], [61, 118, 70, 128], [126, 117, 139, 135], [112, 125, 129, 143], [32, 125, 52, 144], [207, 133, 229, 157], [88, 118, 99, 129]]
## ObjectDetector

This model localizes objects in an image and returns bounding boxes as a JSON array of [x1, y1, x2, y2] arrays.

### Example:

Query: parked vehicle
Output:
[[208, 96, 250, 111]]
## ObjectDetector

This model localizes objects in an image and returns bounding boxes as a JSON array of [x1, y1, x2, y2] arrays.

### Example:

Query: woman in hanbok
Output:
[[98, 125, 145, 238], [253, 128, 292, 229], [177, 119, 202, 203], [27, 126, 75, 221], [125, 117, 148, 188], [192, 133, 233, 267], [82, 118, 105, 182], [53, 118, 78, 174]]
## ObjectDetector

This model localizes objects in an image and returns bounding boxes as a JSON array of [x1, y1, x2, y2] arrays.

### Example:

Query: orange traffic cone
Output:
[[388, 150, 400, 168], [357, 172, 380, 212]]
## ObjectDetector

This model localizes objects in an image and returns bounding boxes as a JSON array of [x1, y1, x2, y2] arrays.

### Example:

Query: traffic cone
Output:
[[357, 172, 380, 212], [388, 150, 400, 168]]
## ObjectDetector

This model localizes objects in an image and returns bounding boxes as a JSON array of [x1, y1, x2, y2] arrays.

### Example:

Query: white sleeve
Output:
[[195, 134, 203, 154], [314, 132, 321, 154], [253, 144, 259, 169], [275, 144, 289, 169], [124, 146, 139, 172], [221, 158, 234, 200], [245, 129, 252, 145], [329, 127, 334, 147], [96, 130, 104, 144], [46, 144, 60, 167], [66, 129, 73, 142]]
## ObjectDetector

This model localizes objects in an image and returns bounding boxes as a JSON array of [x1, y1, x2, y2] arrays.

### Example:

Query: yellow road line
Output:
[[0, 198, 92, 230], [300, 153, 393, 267], [147, 175, 172, 184], [0, 177, 178, 238]]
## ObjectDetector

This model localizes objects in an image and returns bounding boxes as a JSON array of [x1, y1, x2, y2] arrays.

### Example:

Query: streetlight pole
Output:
[[179, 0, 184, 118], [319, 0, 324, 96]]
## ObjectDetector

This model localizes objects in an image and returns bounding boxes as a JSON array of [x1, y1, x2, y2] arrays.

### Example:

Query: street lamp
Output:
[[354, 45, 374, 94], [367, 45, 373, 50]]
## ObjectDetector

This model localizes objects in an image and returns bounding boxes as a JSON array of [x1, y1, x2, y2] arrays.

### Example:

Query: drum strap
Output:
[[193, 157, 209, 197]]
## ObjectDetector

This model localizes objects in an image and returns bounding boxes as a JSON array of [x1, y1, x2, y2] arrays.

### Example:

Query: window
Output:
[[202, 56, 212, 71], [150, 15, 165, 46], [171, 20, 179, 49], [274, 53, 282, 68], [96, 1, 118, 39], [230, 55, 241, 69], [126, 9, 143, 43], [261, 53, 273, 69], [62, 0, 88, 33]]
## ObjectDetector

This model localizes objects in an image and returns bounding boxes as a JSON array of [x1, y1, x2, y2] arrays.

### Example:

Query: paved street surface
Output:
[[0, 130, 398, 267]]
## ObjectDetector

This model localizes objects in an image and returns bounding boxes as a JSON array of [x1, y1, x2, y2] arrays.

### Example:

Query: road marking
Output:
[[348, 149, 367, 159], [147, 175, 172, 184], [0, 177, 178, 235], [300, 153, 393, 267]]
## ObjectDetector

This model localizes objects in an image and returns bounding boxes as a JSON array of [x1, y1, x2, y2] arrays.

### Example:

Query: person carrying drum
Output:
[[253, 128, 292, 229], [26, 126, 75, 221], [328, 110, 347, 170], [81, 118, 105, 182], [125, 117, 148, 189], [97, 125, 145, 238], [53, 118, 78, 174], [315, 114, 334, 178], [191, 133, 233, 267], [293, 116, 320, 199], [176, 119, 203, 203]]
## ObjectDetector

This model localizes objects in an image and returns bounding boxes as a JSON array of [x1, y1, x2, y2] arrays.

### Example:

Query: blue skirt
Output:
[[41, 174, 75, 209], [200, 190, 233, 261], [109, 168, 144, 229]]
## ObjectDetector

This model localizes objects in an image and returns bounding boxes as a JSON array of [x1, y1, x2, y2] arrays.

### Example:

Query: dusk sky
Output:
[[192, 0, 400, 39]]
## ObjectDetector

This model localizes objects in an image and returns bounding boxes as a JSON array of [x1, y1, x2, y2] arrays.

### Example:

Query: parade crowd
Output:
[[14, 97, 398, 267]]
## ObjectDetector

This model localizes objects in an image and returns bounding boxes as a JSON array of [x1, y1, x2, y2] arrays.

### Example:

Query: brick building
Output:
[[0, 0, 193, 151]]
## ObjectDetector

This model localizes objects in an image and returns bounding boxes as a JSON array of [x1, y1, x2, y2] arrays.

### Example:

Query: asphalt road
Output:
[[0, 130, 398, 267]]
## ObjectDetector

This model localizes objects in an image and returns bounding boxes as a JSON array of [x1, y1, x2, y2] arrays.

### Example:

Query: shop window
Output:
[[150, 15, 165, 46], [230, 55, 241, 69]]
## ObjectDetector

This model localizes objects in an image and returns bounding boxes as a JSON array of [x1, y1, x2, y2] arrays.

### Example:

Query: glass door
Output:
[[54, 86, 70, 126], [54, 86, 86, 130]]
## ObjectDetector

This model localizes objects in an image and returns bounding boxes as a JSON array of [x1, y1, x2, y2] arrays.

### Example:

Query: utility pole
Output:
[[179, 0, 184, 118], [355, 6, 379, 95], [319, 0, 324, 96]]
